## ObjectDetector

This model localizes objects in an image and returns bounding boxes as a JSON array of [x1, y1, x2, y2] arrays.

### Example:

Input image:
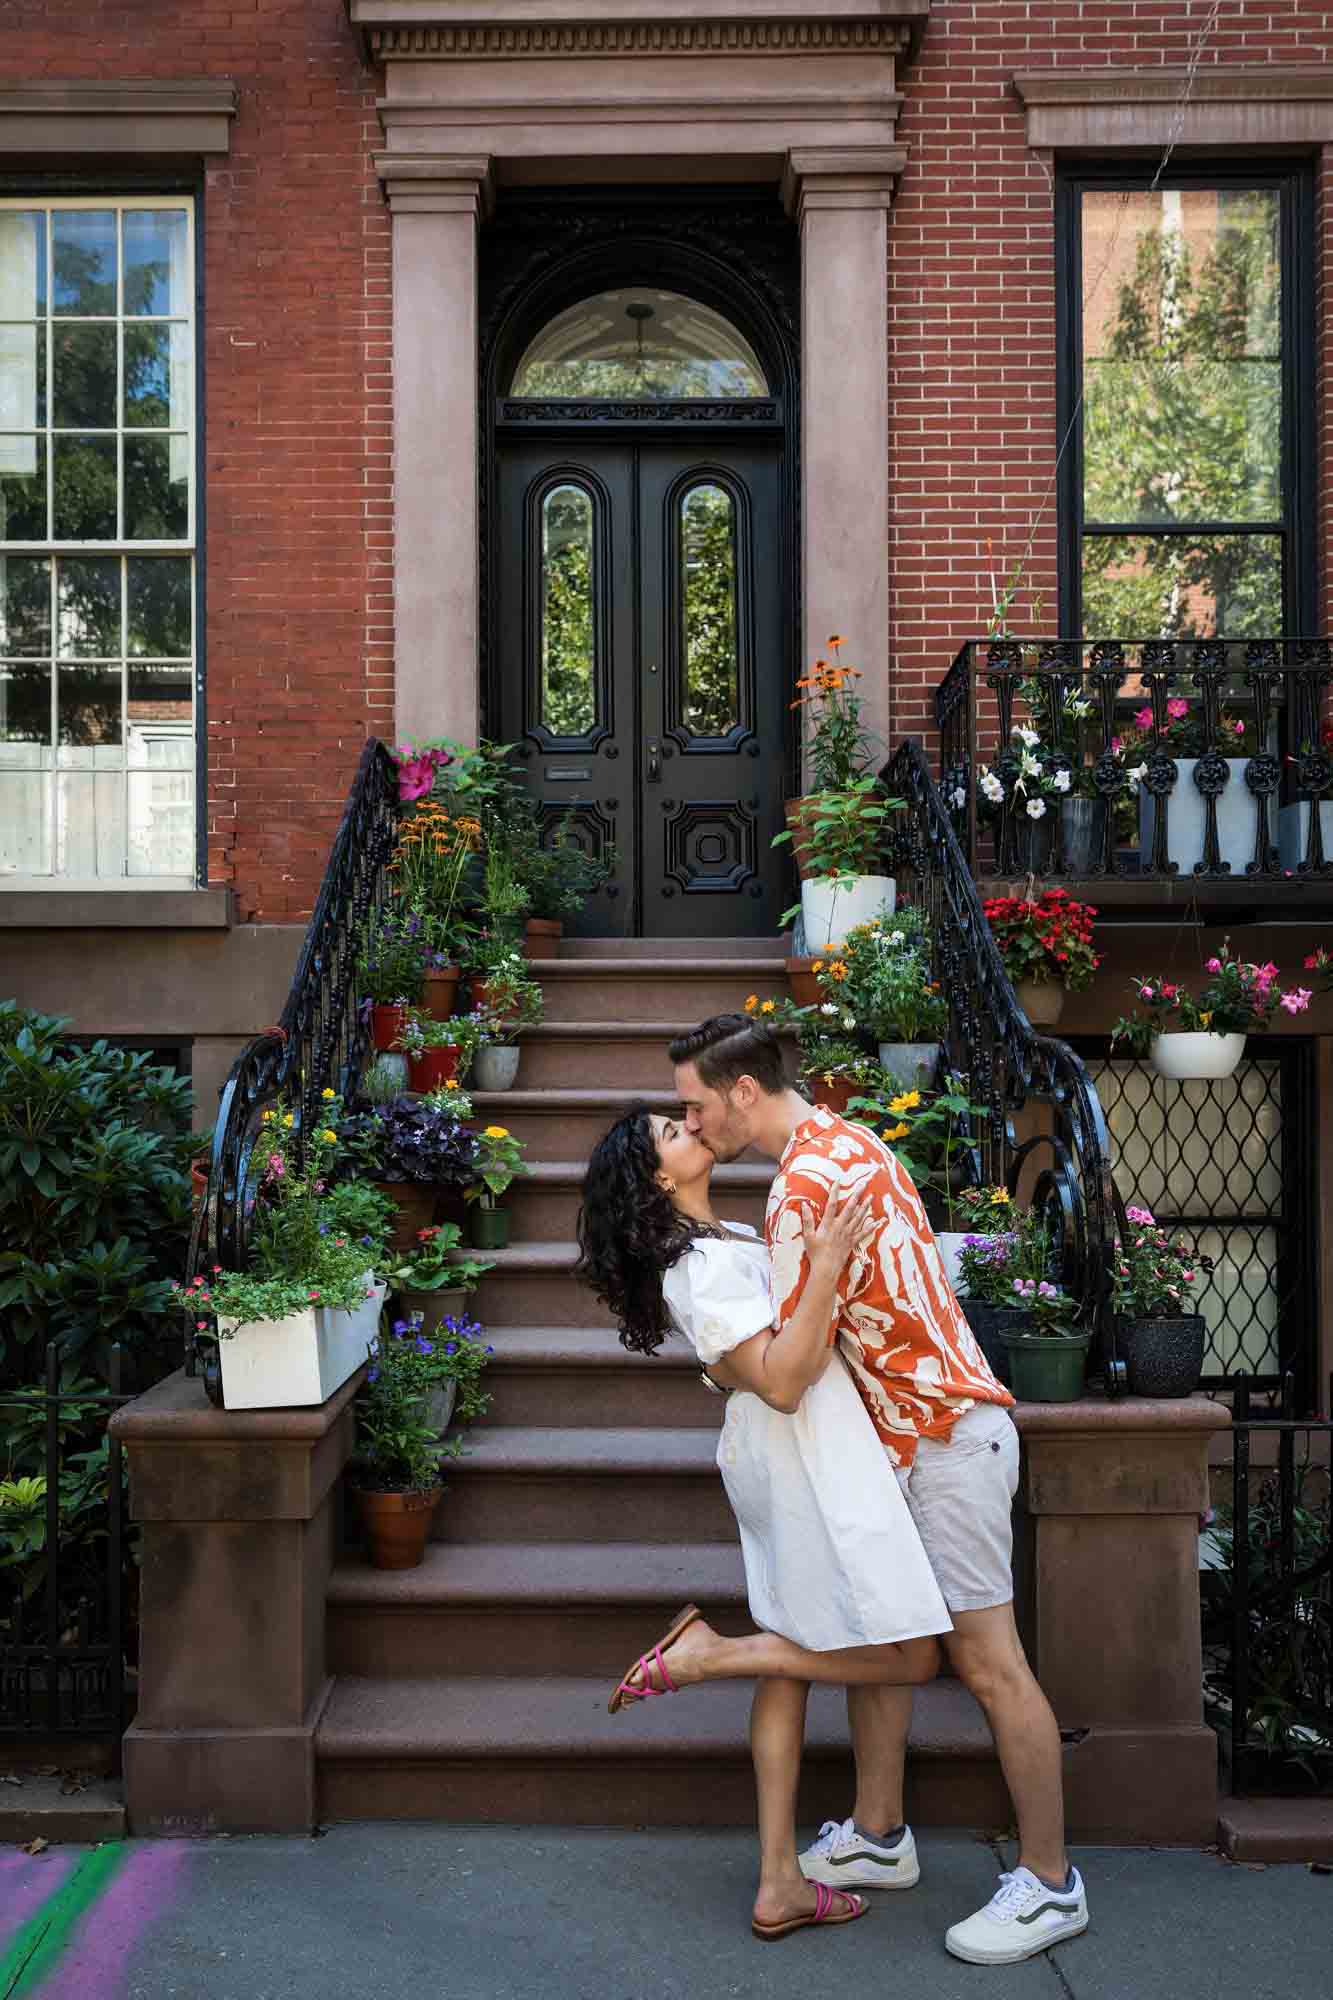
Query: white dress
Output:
[[661, 1221, 952, 1653]]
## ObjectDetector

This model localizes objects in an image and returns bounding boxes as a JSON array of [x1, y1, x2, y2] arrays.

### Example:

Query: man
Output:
[[668, 1012, 1089, 1966]]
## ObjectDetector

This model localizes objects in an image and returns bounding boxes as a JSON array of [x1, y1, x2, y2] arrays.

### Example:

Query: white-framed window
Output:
[[0, 196, 197, 884]]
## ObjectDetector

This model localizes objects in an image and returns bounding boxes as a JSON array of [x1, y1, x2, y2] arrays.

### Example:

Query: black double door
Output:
[[495, 436, 788, 937]]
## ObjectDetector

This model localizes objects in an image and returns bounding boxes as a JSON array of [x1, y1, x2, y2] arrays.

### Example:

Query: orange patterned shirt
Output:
[[766, 1106, 1012, 1469]]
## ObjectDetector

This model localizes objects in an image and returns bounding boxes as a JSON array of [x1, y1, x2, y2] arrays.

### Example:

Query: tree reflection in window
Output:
[[680, 482, 739, 736], [540, 483, 596, 737]]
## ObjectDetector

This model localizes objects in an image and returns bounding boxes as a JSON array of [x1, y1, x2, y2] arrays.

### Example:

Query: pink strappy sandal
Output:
[[752, 1881, 868, 1942], [607, 1603, 702, 1714]]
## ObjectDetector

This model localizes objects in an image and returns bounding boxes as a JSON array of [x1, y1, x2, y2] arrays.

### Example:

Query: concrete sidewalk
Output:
[[3, 1825, 1330, 2000]]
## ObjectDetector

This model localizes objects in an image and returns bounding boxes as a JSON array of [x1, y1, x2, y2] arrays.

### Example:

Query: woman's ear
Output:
[[657, 1174, 678, 1196]]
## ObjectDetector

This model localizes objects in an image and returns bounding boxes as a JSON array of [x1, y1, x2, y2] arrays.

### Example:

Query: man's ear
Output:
[[731, 1074, 759, 1113]]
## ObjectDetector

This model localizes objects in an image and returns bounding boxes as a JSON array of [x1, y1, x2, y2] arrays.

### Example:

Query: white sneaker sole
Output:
[[800, 1856, 921, 1891], [945, 1911, 1089, 1964]]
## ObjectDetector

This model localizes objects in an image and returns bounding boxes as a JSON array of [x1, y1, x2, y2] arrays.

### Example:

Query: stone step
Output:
[[522, 957, 786, 1025], [478, 1327, 724, 1429], [472, 1243, 607, 1326], [316, 1674, 1007, 1828], [468, 1089, 777, 1160], [553, 937, 790, 959], [431, 1425, 735, 1542], [507, 1022, 798, 1092], [507, 1160, 772, 1241], [327, 1541, 747, 1678]]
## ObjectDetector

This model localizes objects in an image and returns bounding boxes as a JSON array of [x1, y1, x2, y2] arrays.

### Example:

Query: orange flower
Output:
[[827, 960, 849, 982]]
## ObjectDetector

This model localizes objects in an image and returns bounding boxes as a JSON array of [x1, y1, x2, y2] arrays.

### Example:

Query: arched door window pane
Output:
[[512, 289, 768, 400], [540, 483, 596, 737], [680, 482, 739, 736]]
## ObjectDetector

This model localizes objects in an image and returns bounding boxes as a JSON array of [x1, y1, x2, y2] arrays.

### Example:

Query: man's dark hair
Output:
[[668, 1013, 787, 1097]]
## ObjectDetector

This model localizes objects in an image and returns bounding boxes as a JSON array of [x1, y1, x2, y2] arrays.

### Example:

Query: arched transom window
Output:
[[510, 288, 769, 400]]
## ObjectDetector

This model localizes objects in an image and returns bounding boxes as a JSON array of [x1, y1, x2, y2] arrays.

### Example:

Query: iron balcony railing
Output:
[[883, 741, 1124, 1387], [186, 738, 400, 1372], [937, 638, 1332, 886]]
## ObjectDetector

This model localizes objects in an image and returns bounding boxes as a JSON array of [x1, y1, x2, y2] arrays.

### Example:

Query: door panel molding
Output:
[[663, 463, 755, 758], [523, 461, 615, 752]]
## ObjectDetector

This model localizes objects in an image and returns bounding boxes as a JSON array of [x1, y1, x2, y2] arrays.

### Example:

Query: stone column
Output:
[[379, 153, 493, 749], [111, 1368, 362, 1835], [783, 147, 904, 766], [1014, 1396, 1231, 1845]]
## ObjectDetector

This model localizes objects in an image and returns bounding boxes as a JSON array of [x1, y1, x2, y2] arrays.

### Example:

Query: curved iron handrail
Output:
[[185, 738, 400, 1366], [885, 739, 1125, 1390]]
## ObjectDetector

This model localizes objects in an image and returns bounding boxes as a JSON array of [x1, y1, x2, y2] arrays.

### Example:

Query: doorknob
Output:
[[646, 739, 662, 783]]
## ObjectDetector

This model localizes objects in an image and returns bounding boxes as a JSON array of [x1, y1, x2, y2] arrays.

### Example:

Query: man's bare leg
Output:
[[846, 1683, 912, 1835], [946, 1603, 1066, 1883]]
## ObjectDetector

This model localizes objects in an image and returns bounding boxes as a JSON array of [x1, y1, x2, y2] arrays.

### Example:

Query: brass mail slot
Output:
[[545, 766, 592, 780]]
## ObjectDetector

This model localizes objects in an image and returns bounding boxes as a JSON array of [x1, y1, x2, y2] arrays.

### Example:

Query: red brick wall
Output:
[[0, 1, 391, 922], [886, 0, 1333, 746]]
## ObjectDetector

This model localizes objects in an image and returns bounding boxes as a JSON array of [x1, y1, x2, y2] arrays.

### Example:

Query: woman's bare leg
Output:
[[619, 1618, 940, 1699], [750, 1680, 826, 1927]]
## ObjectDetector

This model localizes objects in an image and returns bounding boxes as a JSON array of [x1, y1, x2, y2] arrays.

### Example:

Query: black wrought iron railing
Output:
[[0, 1346, 132, 1744], [884, 739, 1123, 1384], [938, 637, 1332, 883], [187, 738, 400, 1362], [1203, 1374, 1332, 1797]]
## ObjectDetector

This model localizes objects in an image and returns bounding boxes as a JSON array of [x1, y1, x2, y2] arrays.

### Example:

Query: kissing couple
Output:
[[576, 1011, 1089, 1964]]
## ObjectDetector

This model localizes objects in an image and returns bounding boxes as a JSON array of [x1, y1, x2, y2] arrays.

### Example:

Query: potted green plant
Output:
[[382, 1221, 494, 1335], [183, 1099, 388, 1410], [380, 1304, 496, 1434], [389, 794, 485, 1017], [357, 906, 427, 1051], [1000, 1279, 1090, 1403], [465, 1124, 529, 1249], [349, 1324, 444, 1570], [398, 1009, 485, 1093], [338, 1096, 480, 1252], [951, 1208, 1054, 1387], [932, 1182, 1017, 1293], [516, 820, 618, 953], [1111, 945, 1313, 1081], [982, 887, 1100, 1027], [1111, 1204, 1210, 1397], [774, 637, 904, 954], [468, 946, 544, 1090]]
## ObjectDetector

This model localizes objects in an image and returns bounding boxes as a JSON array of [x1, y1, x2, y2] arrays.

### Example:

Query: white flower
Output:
[[1129, 763, 1147, 786], [889, 930, 905, 945], [1012, 724, 1041, 749], [1052, 768, 1072, 794], [842, 1014, 856, 1032], [1025, 797, 1047, 820], [980, 770, 1006, 805], [951, 786, 966, 809], [820, 1002, 839, 1016], [1019, 751, 1041, 779]]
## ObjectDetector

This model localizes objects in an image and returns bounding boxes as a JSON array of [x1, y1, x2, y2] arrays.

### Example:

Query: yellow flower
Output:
[[885, 1121, 911, 1141], [282, 1113, 295, 1128], [827, 960, 849, 981], [320, 1129, 337, 1144], [744, 995, 759, 1013], [888, 1091, 921, 1115], [261, 1110, 275, 1123], [812, 960, 825, 973], [483, 1125, 510, 1140], [760, 999, 776, 1015], [1198, 1011, 1212, 1027], [444, 1078, 459, 1090], [321, 1087, 336, 1101], [992, 1187, 1011, 1204]]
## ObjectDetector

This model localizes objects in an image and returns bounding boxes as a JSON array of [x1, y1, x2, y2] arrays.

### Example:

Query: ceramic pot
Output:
[[1008, 813, 1055, 874], [1139, 757, 1252, 874], [469, 1205, 511, 1250], [363, 1051, 410, 1101], [420, 965, 461, 1021], [1002, 1328, 1091, 1403], [1117, 1314, 1206, 1398], [423, 1381, 458, 1433], [353, 1484, 441, 1571], [800, 875, 896, 953], [958, 1299, 1023, 1388], [190, 1159, 209, 1207], [1015, 978, 1064, 1027], [523, 917, 563, 959], [785, 957, 823, 1006], [370, 1003, 409, 1053], [372, 1181, 437, 1254], [1150, 1031, 1245, 1082], [215, 1276, 386, 1411], [934, 1231, 970, 1293], [396, 1285, 469, 1336], [473, 1044, 521, 1091], [808, 1077, 855, 1116], [1060, 796, 1107, 875], [878, 1042, 939, 1090], [407, 1045, 461, 1093]]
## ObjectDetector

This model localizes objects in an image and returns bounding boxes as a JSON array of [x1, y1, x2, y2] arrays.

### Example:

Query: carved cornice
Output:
[[0, 78, 237, 155], [358, 18, 914, 61], [1013, 65, 1333, 150]]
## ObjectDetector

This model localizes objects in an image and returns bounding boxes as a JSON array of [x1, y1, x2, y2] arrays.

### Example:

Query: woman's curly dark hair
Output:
[[575, 1104, 698, 1355]]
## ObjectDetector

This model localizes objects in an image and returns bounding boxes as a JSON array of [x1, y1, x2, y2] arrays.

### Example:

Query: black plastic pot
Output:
[[1117, 1314, 1206, 1398], [958, 1300, 1027, 1389]]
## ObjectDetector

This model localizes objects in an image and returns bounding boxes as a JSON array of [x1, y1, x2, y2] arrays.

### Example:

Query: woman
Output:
[[577, 1104, 952, 1942]]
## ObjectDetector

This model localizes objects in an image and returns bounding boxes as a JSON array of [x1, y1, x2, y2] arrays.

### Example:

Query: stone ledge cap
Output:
[[1013, 65, 1333, 109], [1013, 1393, 1231, 1437], [1013, 65, 1333, 151], [0, 887, 232, 930], [0, 79, 237, 155], [111, 1364, 366, 1445]]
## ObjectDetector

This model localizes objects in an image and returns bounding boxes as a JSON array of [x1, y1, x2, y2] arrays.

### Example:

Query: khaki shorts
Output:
[[894, 1403, 1020, 1613]]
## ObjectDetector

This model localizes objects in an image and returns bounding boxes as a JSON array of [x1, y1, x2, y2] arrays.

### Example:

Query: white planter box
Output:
[[801, 874, 896, 953], [1139, 757, 1252, 874], [218, 1275, 386, 1410], [1277, 800, 1333, 872], [1150, 1032, 1246, 1082], [934, 1231, 970, 1291], [878, 1042, 939, 1089]]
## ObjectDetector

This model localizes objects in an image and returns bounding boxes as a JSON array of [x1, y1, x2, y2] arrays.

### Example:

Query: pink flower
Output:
[[1205, 957, 1221, 972], [1280, 988, 1312, 1014], [1139, 984, 1155, 1001], [1134, 706, 1154, 730], [1233, 719, 1245, 735], [1182, 1271, 1195, 1282], [396, 754, 439, 803], [1167, 697, 1189, 721], [1110, 736, 1123, 755], [1126, 1204, 1155, 1225], [308, 1289, 322, 1302]]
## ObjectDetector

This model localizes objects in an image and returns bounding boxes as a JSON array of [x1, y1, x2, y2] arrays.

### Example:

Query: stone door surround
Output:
[[352, 1, 930, 757]]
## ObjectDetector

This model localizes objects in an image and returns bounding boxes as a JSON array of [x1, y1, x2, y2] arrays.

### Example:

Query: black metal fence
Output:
[[1203, 1374, 1333, 1796], [0, 1345, 132, 1744]]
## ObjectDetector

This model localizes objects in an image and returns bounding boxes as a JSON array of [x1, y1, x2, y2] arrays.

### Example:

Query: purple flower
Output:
[[392, 1319, 408, 1336], [367, 1366, 379, 1383], [444, 1343, 457, 1356], [415, 1337, 434, 1356]]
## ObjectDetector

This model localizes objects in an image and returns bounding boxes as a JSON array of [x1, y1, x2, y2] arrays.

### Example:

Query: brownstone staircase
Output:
[[316, 942, 1005, 1829]]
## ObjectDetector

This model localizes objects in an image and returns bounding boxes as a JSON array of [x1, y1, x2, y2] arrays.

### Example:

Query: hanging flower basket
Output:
[[1015, 978, 1064, 1027], [1150, 1031, 1246, 1082]]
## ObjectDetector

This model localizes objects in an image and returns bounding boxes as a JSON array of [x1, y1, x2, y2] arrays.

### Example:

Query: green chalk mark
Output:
[[1, 1844, 127, 1999]]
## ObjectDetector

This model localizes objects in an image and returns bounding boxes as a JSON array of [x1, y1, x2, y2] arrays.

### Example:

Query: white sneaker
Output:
[[945, 1865, 1088, 1964], [798, 1817, 920, 1890]]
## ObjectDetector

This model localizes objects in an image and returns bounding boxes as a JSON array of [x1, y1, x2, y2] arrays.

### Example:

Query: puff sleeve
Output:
[[661, 1239, 774, 1365]]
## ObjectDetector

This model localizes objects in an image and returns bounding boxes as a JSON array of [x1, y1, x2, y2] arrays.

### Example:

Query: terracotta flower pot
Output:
[[420, 965, 461, 1021], [1015, 978, 1064, 1027], [407, 1045, 461, 1093], [372, 1181, 438, 1254], [370, 1003, 409, 1052], [470, 977, 519, 1028], [353, 1484, 441, 1570], [785, 956, 823, 1006], [808, 1077, 855, 1116], [523, 917, 562, 960]]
